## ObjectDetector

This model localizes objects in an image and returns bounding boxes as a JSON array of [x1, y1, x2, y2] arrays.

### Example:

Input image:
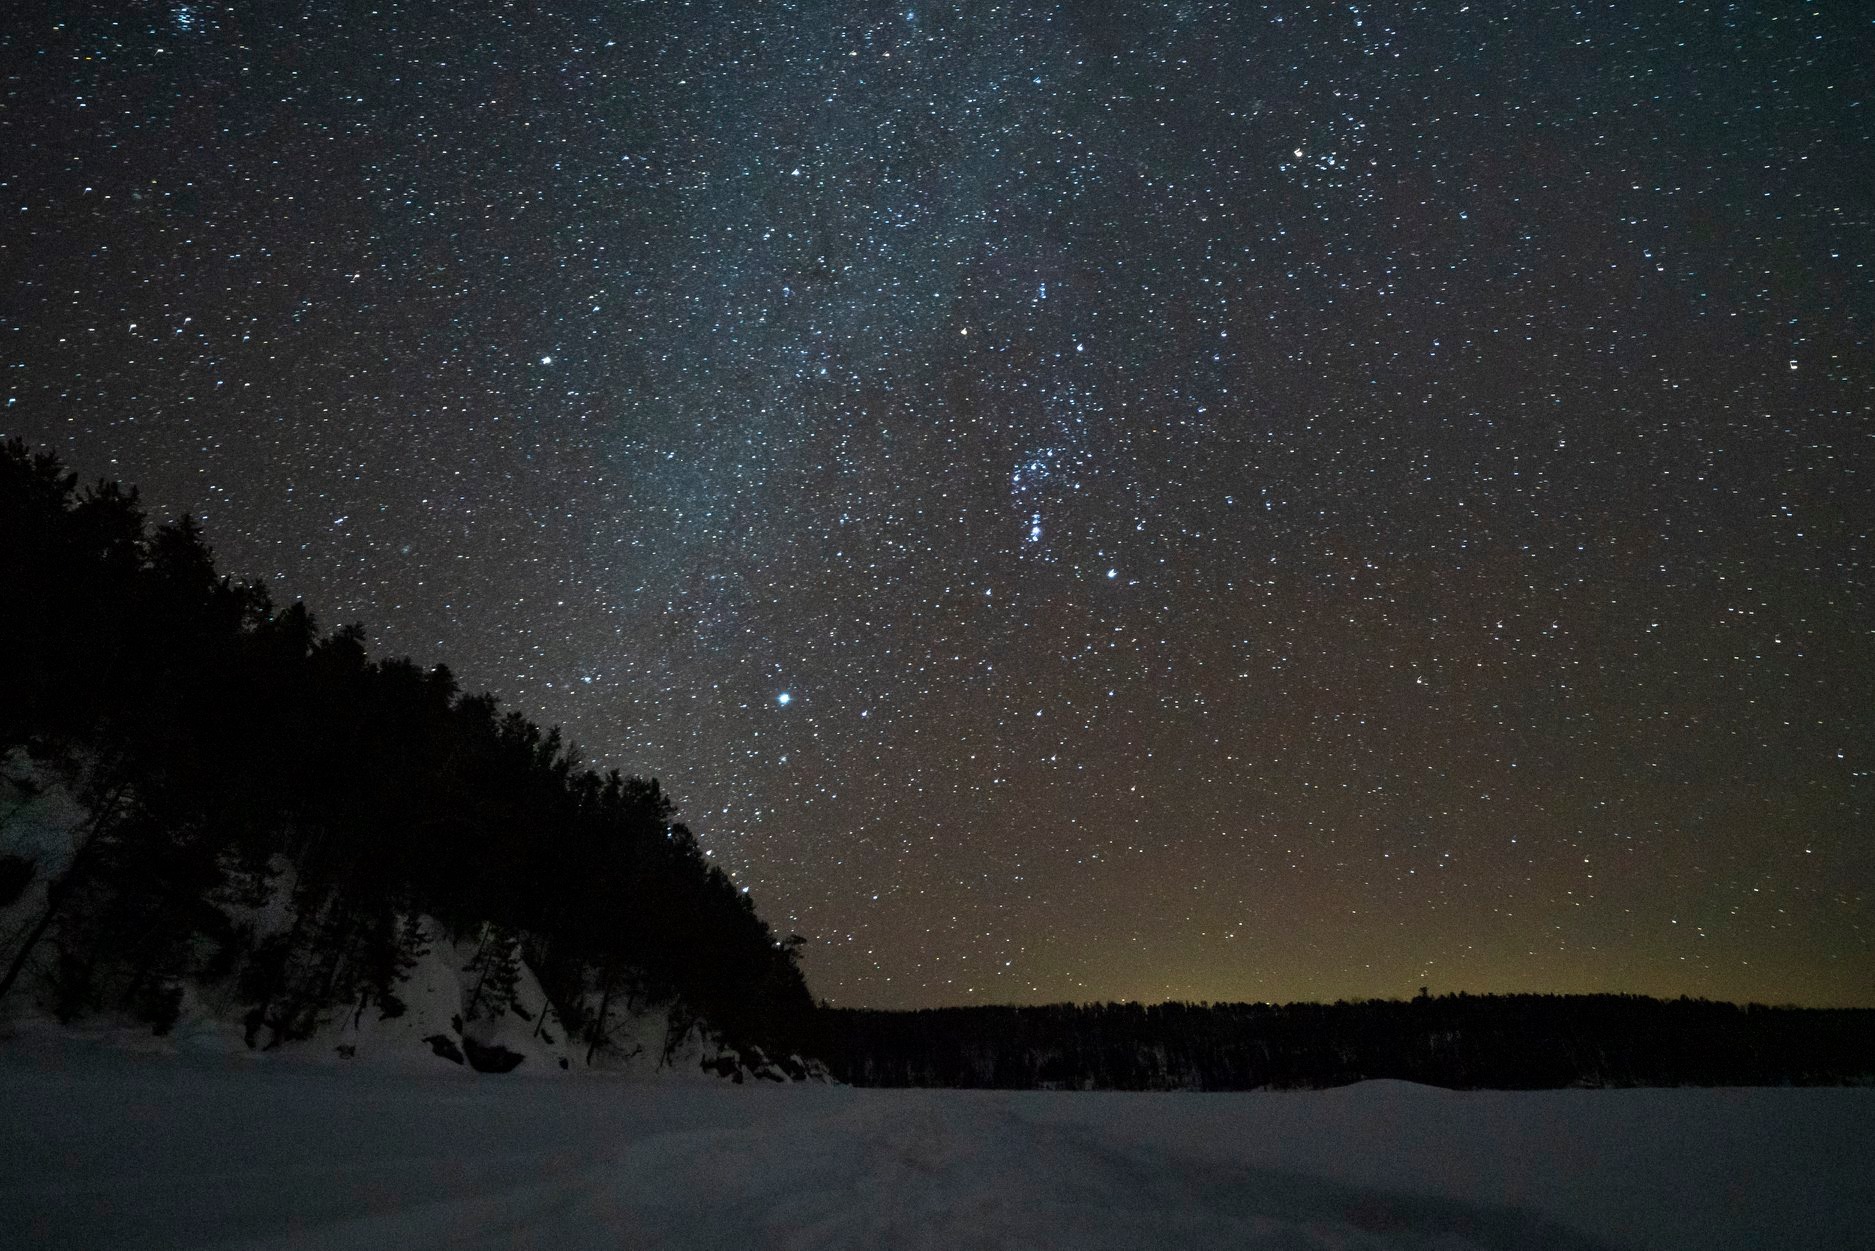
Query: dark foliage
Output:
[[0, 441, 813, 1056], [817, 994, 1875, 1090]]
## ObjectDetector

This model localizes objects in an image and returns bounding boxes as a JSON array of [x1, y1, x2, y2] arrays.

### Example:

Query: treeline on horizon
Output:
[[816, 994, 1875, 1090], [0, 441, 813, 1057]]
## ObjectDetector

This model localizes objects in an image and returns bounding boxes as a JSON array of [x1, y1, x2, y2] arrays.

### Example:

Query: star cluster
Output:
[[4, 2, 1870, 1007]]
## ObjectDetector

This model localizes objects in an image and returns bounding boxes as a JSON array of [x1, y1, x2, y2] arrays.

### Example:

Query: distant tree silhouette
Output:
[[815, 995, 1874, 1091]]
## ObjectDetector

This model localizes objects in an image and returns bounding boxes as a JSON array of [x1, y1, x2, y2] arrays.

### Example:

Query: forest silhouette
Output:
[[0, 440, 814, 1059]]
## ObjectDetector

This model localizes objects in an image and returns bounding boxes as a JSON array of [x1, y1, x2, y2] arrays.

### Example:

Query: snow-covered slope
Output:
[[1, 1046, 1868, 1251], [0, 912, 819, 1084]]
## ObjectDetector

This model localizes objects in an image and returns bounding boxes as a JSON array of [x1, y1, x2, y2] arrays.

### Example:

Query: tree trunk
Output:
[[586, 975, 615, 1066], [287, 914, 359, 1044], [246, 886, 321, 1048], [462, 924, 493, 1018], [0, 783, 127, 1004]]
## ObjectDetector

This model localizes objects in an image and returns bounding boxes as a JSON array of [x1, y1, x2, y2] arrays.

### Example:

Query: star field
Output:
[[4, 1, 1870, 1008]]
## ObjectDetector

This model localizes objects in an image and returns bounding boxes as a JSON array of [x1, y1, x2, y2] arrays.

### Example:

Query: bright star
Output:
[[776, 691, 792, 706]]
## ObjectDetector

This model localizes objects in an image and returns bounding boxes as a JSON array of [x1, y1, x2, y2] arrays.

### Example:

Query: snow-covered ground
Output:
[[2, 1046, 1869, 1251]]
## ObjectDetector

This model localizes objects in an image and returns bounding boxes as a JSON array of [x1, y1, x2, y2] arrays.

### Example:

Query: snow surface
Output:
[[2, 1046, 1869, 1251]]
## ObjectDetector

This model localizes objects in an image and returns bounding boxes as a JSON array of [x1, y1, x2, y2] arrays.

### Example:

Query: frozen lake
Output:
[[2, 1047, 1869, 1250]]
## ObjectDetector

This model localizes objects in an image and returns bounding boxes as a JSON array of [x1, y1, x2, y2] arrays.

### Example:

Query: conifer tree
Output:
[[462, 924, 522, 1022]]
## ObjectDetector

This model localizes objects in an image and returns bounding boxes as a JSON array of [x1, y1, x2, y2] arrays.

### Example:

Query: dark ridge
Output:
[[814, 995, 1875, 1090], [0, 440, 814, 1058]]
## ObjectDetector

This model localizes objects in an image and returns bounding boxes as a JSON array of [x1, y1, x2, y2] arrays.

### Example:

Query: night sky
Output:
[[5, 2, 1870, 1009]]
